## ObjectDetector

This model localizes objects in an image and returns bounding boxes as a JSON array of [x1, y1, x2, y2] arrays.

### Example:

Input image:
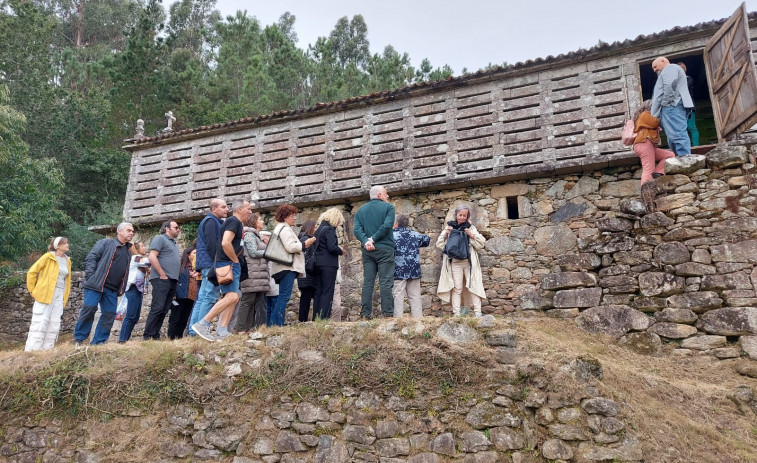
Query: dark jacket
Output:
[[314, 221, 343, 268], [176, 265, 197, 300], [393, 227, 431, 280], [83, 238, 133, 294], [195, 213, 223, 270], [297, 231, 316, 289], [353, 199, 395, 249]]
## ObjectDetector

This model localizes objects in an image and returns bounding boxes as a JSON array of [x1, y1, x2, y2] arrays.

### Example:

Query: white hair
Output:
[[116, 222, 133, 232], [369, 185, 384, 199]]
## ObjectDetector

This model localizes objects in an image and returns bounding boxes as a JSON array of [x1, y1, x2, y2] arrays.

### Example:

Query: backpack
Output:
[[621, 119, 637, 146], [444, 228, 470, 260]]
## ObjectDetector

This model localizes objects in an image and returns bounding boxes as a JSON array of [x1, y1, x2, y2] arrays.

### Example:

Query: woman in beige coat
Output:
[[436, 205, 486, 317], [269, 204, 315, 326]]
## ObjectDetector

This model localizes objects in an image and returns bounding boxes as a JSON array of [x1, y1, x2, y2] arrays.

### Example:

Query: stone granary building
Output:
[[109, 4, 757, 351]]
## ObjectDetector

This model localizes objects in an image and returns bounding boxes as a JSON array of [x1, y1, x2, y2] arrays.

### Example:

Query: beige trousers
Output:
[[450, 259, 481, 316], [392, 278, 422, 318]]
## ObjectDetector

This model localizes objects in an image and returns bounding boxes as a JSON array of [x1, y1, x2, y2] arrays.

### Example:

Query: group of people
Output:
[[23, 186, 489, 350], [631, 55, 700, 185]]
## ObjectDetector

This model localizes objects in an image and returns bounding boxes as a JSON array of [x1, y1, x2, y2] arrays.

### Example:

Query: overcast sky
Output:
[[213, 0, 757, 74]]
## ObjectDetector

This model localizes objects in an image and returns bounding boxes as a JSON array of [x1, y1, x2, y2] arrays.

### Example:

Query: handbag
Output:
[[621, 119, 637, 146], [264, 224, 294, 265], [215, 264, 234, 285], [304, 226, 325, 273]]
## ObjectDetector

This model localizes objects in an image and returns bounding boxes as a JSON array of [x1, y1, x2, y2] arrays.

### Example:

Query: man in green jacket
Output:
[[353, 185, 395, 318]]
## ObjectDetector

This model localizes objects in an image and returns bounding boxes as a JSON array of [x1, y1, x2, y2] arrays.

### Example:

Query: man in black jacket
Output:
[[73, 222, 134, 345]]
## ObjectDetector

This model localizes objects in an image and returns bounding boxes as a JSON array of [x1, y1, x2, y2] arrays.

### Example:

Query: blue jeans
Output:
[[74, 287, 118, 344], [118, 285, 144, 342], [269, 271, 296, 326], [660, 102, 691, 156], [187, 268, 220, 336], [217, 262, 241, 295], [266, 296, 277, 326]]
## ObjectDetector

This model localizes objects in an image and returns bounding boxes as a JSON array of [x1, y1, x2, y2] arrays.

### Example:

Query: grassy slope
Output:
[[0, 316, 755, 462]]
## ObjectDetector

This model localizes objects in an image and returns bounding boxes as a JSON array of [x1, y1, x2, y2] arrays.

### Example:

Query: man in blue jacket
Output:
[[353, 185, 395, 318], [73, 222, 134, 345], [187, 198, 228, 336]]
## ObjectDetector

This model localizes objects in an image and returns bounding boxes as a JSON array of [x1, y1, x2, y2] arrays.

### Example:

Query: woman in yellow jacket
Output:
[[25, 237, 72, 351]]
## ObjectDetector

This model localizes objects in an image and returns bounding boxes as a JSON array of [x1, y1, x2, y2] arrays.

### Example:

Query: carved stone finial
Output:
[[135, 119, 145, 139], [163, 111, 176, 133]]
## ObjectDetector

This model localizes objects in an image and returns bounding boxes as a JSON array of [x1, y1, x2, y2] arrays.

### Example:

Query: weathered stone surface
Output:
[[407, 453, 441, 463], [566, 176, 600, 199], [666, 291, 723, 313], [534, 224, 577, 256], [550, 201, 589, 222], [275, 431, 305, 453], [519, 291, 554, 310], [253, 438, 274, 455], [428, 433, 455, 456], [556, 253, 602, 271], [619, 331, 663, 355], [600, 180, 639, 197], [598, 275, 637, 290], [542, 439, 573, 460], [701, 273, 753, 291], [632, 296, 667, 312], [596, 217, 633, 232], [314, 436, 348, 463], [484, 236, 524, 255], [575, 305, 651, 338], [680, 335, 728, 350], [375, 420, 400, 439], [491, 183, 533, 198], [553, 288, 603, 308], [663, 227, 705, 241], [435, 322, 480, 345], [375, 438, 410, 457], [619, 198, 648, 215], [655, 308, 697, 324], [549, 424, 589, 441], [569, 356, 603, 382], [640, 212, 674, 229], [485, 330, 517, 347], [541, 272, 597, 290], [296, 403, 329, 423], [649, 322, 698, 339], [665, 154, 706, 174], [697, 308, 757, 335], [710, 240, 757, 263], [458, 431, 492, 453], [489, 427, 525, 450], [675, 262, 716, 276], [613, 251, 653, 266], [578, 437, 644, 461], [581, 397, 619, 416], [736, 362, 757, 378], [741, 335, 757, 360], [653, 242, 690, 265], [579, 233, 635, 254], [638, 272, 685, 297], [655, 192, 696, 212], [341, 425, 376, 445], [460, 451, 500, 463], [706, 145, 748, 168], [465, 402, 521, 429], [691, 249, 712, 264]]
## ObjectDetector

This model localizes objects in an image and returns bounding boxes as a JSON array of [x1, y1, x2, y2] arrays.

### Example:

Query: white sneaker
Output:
[[191, 322, 216, 342]]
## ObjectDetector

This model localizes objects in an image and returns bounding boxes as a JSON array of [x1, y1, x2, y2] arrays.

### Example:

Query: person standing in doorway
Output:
[[676, 62, 699, 147], [651, 57, 693, 156]]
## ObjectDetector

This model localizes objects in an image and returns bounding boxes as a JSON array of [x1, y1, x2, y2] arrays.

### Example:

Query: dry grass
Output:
[[0, 316, 754, 462]]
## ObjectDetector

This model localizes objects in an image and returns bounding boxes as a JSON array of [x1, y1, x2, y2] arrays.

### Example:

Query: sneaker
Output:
[[216, 326, 231, 339], [652, 173, 663, 179], [73, 340, 83, 348], [191, 322, 216, 342]]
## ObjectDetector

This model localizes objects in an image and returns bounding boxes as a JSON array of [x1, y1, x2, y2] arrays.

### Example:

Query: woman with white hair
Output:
[[436, 205, 487, 317], [25, 237, 72, 351], [312, 208, 344, 320]]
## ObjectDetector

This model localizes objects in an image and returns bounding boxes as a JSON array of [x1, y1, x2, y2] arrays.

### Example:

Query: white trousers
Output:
[[393, 278, 423, 318], [25, 287, 65, 351], [450, 259, 481, 317]]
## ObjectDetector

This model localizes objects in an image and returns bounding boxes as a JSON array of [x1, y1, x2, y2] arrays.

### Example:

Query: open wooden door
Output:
[[704, 2, 757, 141]]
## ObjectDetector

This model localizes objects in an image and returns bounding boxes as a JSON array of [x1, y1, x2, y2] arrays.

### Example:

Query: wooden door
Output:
[[704, 2, 757, 141]]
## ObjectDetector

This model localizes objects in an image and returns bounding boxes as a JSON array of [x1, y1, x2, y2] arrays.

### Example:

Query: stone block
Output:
[[653, 242, 690, 265], [648, 322, 698, 339], [465, 402, 521, 429], [675, 262, 716, 277], [638, 272, 685, 297], [655, 193, 696, 212], [553, 288, 603, 308], [484, 236, 525, 255], [575, 305, 651, 338], [666, 291, 722, 313], [581, 397, 619, 416], [491, 183, 533, 198], [577, 437, 644, 461], [632, 297, 667, 312], [697, 307, 757, 336], [680, 335, 727, 350], [542, 439, 573, 460], [549, 424, 590, 441], [619, 198, 648, 215], [596, 217, 633, 232], [701, 273, 752, 291], [664, 154, 706, 174], [546, 308, 580, 318], [541, 272, 597, 290], [599, 180, 639, 198], [710, 240, 757, 263], [490, 427, 525, 450], [613, 251, 653, 266], [619, 331, 663, 355], [534, 224, 577, 256], [556, 253, 601, 271], [436, 322, 480, 345], [640, 212, 674, 229], [706, 145, 749, 168], [740, 335, 757, 360], [519, 291, 554, 310], [654, 308, 697, 324]]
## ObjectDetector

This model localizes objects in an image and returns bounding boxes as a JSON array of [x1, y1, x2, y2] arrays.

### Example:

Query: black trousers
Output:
[[168, 298, 194, 339], [313, 266, 338, 320], [298, 286, 316, 322], [143, 278, 177, 340], [235, 292, 267, 332]]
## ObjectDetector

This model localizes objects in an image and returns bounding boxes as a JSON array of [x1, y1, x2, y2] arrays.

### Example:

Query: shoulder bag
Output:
[[264, 224, 294, 265]]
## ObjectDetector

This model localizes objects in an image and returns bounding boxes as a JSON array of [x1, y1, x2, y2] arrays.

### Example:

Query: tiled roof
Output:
[[127, 11, 755, 146]]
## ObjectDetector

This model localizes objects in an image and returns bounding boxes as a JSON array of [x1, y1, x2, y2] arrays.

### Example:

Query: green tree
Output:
[[413, 58, 454, 83]]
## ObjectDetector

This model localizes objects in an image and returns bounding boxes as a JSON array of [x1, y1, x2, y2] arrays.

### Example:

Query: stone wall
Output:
[[0, 320, 646, 462]]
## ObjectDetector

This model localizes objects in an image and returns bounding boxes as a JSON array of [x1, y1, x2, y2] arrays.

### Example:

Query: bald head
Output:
[[209, 198, 229, 219], [652, 57, 670, 74]]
